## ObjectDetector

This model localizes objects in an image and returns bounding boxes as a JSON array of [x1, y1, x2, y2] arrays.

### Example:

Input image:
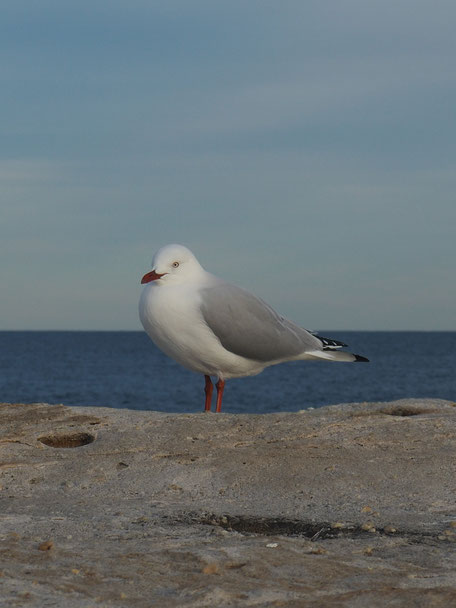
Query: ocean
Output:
[[0, 331, 454, 414]]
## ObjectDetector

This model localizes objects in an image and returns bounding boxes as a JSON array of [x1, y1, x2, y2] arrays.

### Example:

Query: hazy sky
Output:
[[2, 0, 455, 330]]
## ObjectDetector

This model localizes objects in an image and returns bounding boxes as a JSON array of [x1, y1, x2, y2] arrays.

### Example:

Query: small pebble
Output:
[[38, 540, 54, 551], [310, 547, 327, 555], [384, 525, 397, 534], [202, 563, 219, 575]]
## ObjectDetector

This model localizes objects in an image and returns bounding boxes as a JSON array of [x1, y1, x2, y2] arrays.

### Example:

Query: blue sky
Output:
[[2, 0, 455, 330]]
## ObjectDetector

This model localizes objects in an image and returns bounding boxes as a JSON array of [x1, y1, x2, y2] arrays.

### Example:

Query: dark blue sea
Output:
[[0, 331, 454, 413]]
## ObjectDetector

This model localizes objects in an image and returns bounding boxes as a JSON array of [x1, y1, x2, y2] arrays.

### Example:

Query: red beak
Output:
[[141, 270, 167, 284]]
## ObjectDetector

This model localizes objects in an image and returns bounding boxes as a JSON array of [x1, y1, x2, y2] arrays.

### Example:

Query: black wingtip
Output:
[[317, 334, 348, 348], [354, 354, 369, 362]]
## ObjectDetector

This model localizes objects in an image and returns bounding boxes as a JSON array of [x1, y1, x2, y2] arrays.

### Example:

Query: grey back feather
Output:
[[200, 282, 321, 362]]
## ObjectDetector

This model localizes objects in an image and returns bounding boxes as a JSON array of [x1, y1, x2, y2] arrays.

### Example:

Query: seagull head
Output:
[[141, 244, 204, 285]]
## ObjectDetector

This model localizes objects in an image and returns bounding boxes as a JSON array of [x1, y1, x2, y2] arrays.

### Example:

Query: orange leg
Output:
[[204, 375, 213, 412], [215, 379, 225, 413]]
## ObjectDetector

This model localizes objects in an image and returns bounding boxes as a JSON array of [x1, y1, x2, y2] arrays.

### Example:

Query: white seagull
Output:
[[139, 244, 368, 413]]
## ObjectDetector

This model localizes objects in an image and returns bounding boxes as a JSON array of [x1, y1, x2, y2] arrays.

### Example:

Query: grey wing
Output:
[[199, 282, 321, 362]]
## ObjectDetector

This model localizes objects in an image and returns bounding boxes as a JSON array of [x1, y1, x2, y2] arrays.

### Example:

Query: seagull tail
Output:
[[305, 349, 369, 363]]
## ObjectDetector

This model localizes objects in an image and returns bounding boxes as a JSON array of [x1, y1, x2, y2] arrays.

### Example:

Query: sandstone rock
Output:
[[1, 398, 456, 606]]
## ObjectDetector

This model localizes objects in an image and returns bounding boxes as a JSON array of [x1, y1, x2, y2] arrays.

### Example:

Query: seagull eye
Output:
[[172, 261, 179, 268]]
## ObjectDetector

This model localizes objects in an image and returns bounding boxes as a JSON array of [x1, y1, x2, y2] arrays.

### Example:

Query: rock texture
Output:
[[1, 398, 456, 607]]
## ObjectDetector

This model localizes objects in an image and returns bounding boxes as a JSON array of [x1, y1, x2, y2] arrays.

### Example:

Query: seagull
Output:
[[139, 244, 368, 413]]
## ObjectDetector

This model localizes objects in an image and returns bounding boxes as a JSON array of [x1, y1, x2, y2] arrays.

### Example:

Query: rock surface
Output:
[[1, 398, 456, 607]]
